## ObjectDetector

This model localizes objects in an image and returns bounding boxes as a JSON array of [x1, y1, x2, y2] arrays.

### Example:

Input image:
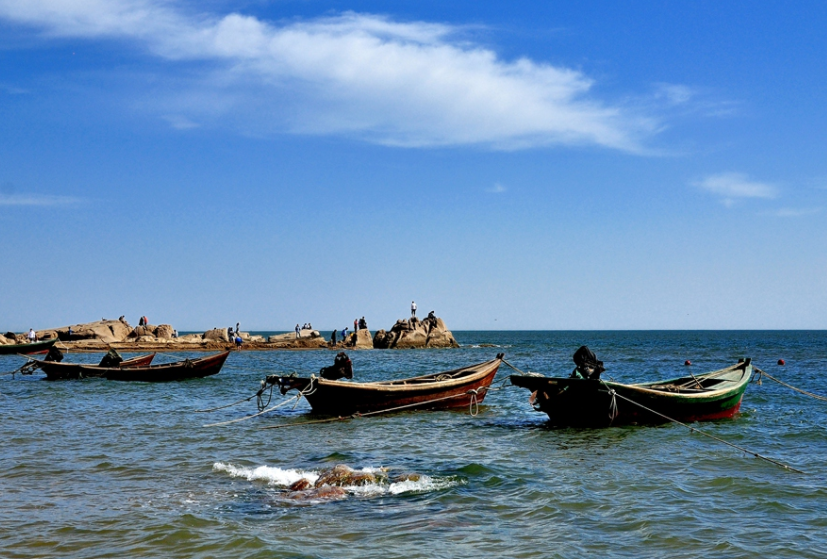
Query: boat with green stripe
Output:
[[510, 359, 753, 427]]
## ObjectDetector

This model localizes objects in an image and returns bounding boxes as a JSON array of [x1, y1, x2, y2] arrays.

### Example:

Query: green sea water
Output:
[[2, 331, 826, 559]]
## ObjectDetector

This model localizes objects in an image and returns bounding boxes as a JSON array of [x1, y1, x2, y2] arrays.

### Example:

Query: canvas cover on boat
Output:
[[99, 349, 124, 368], [572, 345, 605, 379]]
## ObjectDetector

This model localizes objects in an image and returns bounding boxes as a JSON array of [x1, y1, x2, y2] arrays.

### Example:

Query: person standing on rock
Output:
[[295, 324, 301, 338], [411, 301, 417, 318], [28, 328, 37, 343], [354, 319, 358, 332], [236, 322, 240, 336]]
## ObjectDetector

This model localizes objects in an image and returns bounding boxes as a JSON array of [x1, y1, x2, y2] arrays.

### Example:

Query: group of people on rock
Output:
[[227, 322, 242, 347], [295, 323, 313, 338], [327, 316, 370, 347]]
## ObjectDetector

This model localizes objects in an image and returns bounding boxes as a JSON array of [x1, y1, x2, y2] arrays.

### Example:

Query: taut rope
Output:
[[501, 359, 544, 377], [753, 367, 827, 403], [600, 381, 804, 474], [202, 379, 318, 427], [259, 387, 491, 430]]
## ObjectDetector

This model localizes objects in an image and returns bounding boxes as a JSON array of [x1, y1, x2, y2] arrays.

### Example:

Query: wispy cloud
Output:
[[0, 1, 658, 151], [487, 183, 506, 193], [0, 83, 28, 95], [765, 207, 822, 218], [0, 193, 82, 206], [692, 172, 778, 207], [653, 83, 694, 106], [163, 114, 199, 130]]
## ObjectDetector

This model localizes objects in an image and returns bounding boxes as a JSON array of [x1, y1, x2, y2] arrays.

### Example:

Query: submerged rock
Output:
[[285, 485, 348, 501], [392, 473, 422, 483], [314, 464, 387, 487], [288, 478, 313, 491]]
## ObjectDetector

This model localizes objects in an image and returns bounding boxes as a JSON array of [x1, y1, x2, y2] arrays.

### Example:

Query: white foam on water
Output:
[[213, 462, 319, 486], [214, 463, 460, 498], [388, 475, 459, 495]]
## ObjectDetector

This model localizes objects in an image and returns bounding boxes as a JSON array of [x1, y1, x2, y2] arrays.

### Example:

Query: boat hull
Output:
[[0, 338, 58, 355], [90, 351, 229, 382], [274, 357, 502, 415], [38, 353, 157, 380], [511, 361, 752, 427]]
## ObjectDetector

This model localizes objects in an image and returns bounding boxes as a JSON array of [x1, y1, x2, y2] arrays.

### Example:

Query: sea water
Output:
[[2, 331, 826, 559]]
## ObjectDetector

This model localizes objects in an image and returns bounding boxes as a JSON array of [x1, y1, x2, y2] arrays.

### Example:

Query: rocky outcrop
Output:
[[154, 324, 174, 340], [40, 319, 133, 344], [129, 325, 156, 338], [352, 329, 373, 349], [0, 334, 10, 345], [268, 330, 320, 342], [373, 315, 458, 349], [204, 328, 230, 342], [177, 333, 206, 343]]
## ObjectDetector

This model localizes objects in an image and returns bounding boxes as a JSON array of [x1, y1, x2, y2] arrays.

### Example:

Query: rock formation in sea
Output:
[[352, 329, 373, 349], [372, 315, 459, 349]]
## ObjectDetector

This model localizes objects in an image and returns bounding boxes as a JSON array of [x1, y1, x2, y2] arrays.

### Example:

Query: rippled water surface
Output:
[[2, 331, 826, 558]]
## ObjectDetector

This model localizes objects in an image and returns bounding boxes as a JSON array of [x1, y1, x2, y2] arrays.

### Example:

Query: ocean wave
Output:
[[213, 462, 459, 498]]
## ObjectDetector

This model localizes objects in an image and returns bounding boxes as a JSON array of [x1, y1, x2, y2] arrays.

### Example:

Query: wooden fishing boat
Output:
[[0, 338, 58, 355], [33, 353, 157, 380], [85, 351, 230, 382], [268, 354, 504, 415], [510, 359, 753, 427]]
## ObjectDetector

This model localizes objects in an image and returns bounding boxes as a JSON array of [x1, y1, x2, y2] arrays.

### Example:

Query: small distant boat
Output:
[[268, 354, 504, 415], [0, 338, 58, 355], [33, 353, 157, 380], [510, 359, 753, 427], [97, 351, 231, 382]]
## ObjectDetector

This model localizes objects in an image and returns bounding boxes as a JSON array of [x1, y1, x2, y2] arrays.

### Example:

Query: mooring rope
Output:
[[599, 381, 804, 474], [194, 391, 263, 413], [202, 394, 303, 427], [202, 379, 318, 427], [259, 387, 491, 430], [501, 359, 544, 377], [1, 358, 40, 377], [754, 367, 827, 403]]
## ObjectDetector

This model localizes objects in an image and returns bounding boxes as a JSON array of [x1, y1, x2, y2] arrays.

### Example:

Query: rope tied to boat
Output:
[[501, 359, 544, 377], [202, 379, 320, 427], [260, 387, 491, 430], [598, 380, 804, 474], [468, 389, 480, 416], [2, 359, 40, 377], [605, 387, 619, 423], [753, 367, 827, 402]]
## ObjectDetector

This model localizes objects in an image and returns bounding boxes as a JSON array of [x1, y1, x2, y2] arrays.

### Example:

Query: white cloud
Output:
[[653, 83, 693, 105], [163, 114, 199, 130], [487, 183, 506, 193], [767, 207, 822, 218], [692, 172, 778, 206], [0, 193, 81, 206], [0, 1, 657, 150]]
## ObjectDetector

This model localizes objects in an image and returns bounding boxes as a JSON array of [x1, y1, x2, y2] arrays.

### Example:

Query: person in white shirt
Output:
[[27, 329, 36, 342], [411, 301, 417, 318]]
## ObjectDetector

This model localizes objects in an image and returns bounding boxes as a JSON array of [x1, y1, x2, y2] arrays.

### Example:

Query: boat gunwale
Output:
[[75, 351, 230, 373], [302, 358, 502, 393], [513, 362, 752, 401]]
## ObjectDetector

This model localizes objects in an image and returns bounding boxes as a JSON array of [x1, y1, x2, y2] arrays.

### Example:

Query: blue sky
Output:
[[1, 1, 825, 331]]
